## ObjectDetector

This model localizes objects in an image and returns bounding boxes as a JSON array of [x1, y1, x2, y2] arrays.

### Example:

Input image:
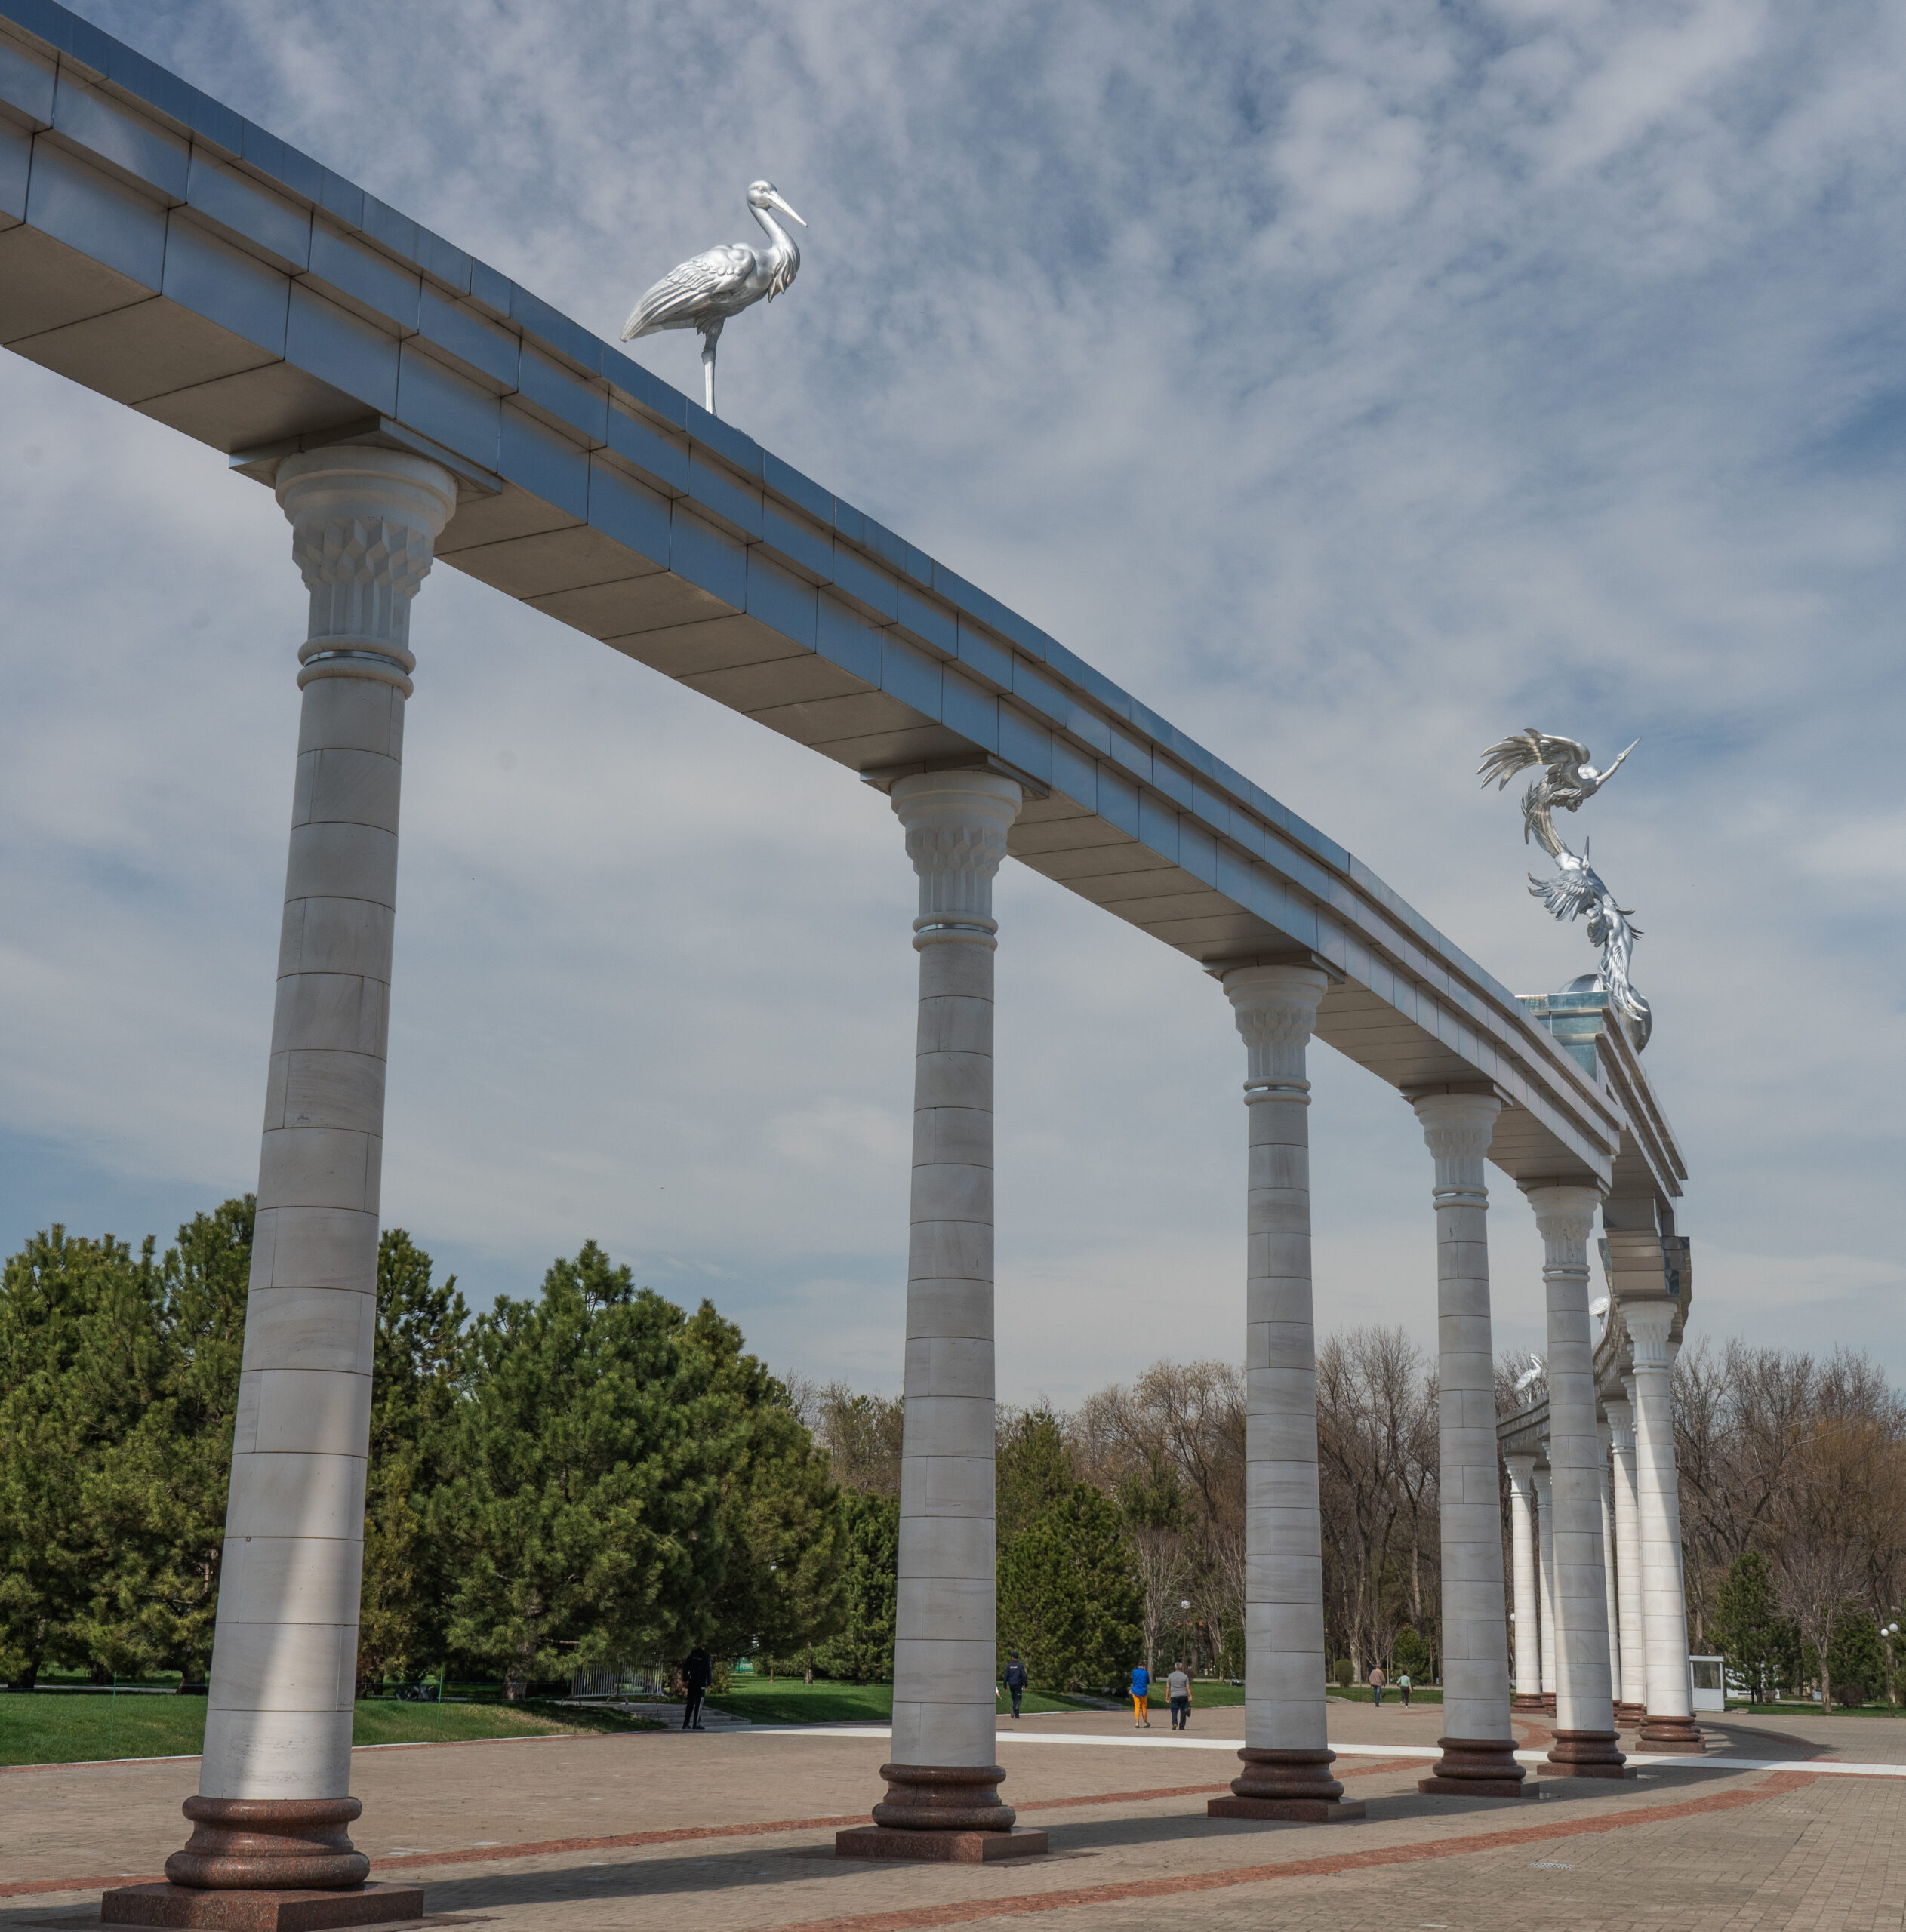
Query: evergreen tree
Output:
[[996, 1407, 1076, 1542], [997, 1484, 1140, 1694], [685, 1303, 845, 1663], [357, 1229, 468, 1685], [0, 1227, 166, 1684], [1710, 1551, 1787, 1705], [811, 1491, 899, 1682], [1827, 1611, 1885, 1706], [113, 1198, 254, 1680], [432, 1244, 748, 1686]]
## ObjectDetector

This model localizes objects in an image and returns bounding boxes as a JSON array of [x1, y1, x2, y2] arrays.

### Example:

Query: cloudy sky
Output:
[[5, 0, 1904, 1401]]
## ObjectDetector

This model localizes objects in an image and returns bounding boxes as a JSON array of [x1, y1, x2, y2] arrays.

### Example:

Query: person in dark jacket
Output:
[[682, 1646, 713, 1730], [1002, 1653, 1028, 1719]]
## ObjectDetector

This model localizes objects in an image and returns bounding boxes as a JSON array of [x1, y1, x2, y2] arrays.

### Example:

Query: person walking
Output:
[[1167, 1660, 1193, 1730], [1130, 1660, 1152, 1728], [1397, 1671, 1412, 1709], [1003, 1652, 1028, 1721], [1368, 1663, 1387, 1709], [682, 1644, 713, 1730]]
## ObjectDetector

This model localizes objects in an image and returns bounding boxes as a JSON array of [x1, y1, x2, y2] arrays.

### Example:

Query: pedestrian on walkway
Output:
[[682, 1644, 713, 1730], [1167, 1661, 1192, 1730], [1130, 1661, 1152, 1728], [1003, 1652, 1028, 1720], [1397, 1671, 1412, 1709], [1369, 1663, 1387, 1709]]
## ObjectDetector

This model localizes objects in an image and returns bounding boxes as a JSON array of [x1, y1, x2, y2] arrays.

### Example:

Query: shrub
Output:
[[1333, 1657, 1353, 1687]]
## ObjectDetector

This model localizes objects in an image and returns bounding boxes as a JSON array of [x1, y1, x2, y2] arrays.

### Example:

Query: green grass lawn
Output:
[[0, 1694, 660, 1767], [1326, 1684, 1443, 1703], [705, 1676, 1090, 1726], [1725, 1700, 1904, 1718]]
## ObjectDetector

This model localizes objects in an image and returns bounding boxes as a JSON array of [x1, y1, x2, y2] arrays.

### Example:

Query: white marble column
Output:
[[1599, 1417, 1622, 1712], [1607, 1387, 1648, 1724], [1627, 1304, 1703, 1750], [1533, 1463, 1558, 1706], [1524, 1186, 1623, 1775], [159, 447, 457, 1900], [1207, 965, 1363, 1825], [841, 769, 1046, 1860], [1409, 1090, 1528, 1798], [1504, 1456, 1544, 1711]]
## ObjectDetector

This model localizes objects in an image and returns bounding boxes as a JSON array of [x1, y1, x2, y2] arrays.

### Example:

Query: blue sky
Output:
[[3, 0, 1904, 1398]]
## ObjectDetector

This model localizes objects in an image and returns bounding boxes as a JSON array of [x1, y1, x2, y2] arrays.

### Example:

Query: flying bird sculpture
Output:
[[1478, 727, 1652, 1048], [620, 180, 805, 417]]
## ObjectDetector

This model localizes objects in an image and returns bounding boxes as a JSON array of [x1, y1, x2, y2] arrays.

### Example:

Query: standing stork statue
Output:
[[620, 180, 805, 417]]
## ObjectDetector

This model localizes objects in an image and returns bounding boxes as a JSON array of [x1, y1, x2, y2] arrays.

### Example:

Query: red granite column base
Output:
[[1418, 1735, 1536, 1799], [835, 1763, 1048, 1860], [100, 1884, 423, 1931], [1638, 1712, 1707, 1752], [1539, 1729, 1630, 1777], [162, 1798, 370, 1890], [1541, 1692, 1558, 1715], [1511, 1693, 1547, 1712], [1615, 1700, 1649, 1727], [1207, 1747, 1366, 1822]]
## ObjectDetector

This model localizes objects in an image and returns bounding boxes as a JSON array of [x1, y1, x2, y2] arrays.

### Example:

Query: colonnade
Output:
[[117, 445, 1692, 1917], [1501, 1307, 1703, 1755]]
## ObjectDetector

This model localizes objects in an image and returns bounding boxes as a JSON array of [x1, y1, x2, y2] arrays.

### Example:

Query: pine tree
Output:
[[996, 1407, 1076, 1542], [357, 1229, 468, 1686], [0, 1226, 167, 1684], [684, 1303, 845, 1663], [998, 1484, 1141, 1694], [1710, 1551, 1788, 1705], [811, 1491, 899, 1682], [432, 1244, 750, 1687], [1827, 1612, 1885, 1707]]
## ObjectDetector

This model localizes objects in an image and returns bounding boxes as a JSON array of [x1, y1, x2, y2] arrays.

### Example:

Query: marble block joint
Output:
[[1207, 963, 1362, 1825], [108, 448, 457, 1931], [836, 771, 1048, 1862]]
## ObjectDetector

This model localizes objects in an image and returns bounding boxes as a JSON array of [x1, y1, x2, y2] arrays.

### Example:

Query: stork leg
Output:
[[699, 324, 721, 417]]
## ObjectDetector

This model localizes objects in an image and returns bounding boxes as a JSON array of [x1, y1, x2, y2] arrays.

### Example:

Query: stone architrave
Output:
[[1599, 1417, 1623, 1712], [1504, 1457, 1544, 1712], [1627, 1305, 1704, 1752], [1205, 964, 1364, 1826], [1533, 1463, 1558, 1711], [1524, 1186, 1624, 1777], [836, 770, 1048, 1863], [1407, 1091, 1530, 1799], [1607, 1388, 1649, 1726], [105, 446, 458, 1932]]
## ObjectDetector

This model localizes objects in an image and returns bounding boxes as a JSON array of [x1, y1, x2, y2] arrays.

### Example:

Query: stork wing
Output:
[[620, 243, 756, 340], [1478, 728, 1544, 791], [1527, 867, 1598, 922], [1529, 730, 1592, 780]]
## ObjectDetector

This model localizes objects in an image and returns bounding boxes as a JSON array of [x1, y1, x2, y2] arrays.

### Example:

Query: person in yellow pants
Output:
[[1129, 1661, 1153, 1728]]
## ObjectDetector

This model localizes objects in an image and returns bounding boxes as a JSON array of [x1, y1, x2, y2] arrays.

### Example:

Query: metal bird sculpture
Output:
[[1478, 727, 1652, 1049], [620, 180, 806, 417]]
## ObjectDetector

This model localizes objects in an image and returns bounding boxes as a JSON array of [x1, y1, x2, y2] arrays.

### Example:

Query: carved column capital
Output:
[[1222, 963, 1327, 1103], [890, 770, 1023, 947], [1624, 1303, 1675, 1371], [1522, 1183, 1603, 1254], [276, 446, 457, 695], [1502, 1453, 1538, 1501], [1409, 1089, 1501, 1207], [1605, 1395, 1636, 1454]]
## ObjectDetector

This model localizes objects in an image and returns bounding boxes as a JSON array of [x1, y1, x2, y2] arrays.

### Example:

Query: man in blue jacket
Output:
[[1002, 1653, 1028, 1719], [1130, 1660, 1152, 1729]]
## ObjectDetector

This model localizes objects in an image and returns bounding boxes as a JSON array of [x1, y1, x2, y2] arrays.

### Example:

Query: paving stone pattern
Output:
[[5, 1709, 1903, 1932]]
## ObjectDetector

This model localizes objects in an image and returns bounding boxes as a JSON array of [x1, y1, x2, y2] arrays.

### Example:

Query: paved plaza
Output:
[[5, 1707, 1901, 1932]]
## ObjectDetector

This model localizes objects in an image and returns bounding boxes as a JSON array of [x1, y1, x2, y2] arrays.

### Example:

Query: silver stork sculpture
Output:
[[620, 180, 805, 417], [1478, 728, 1652, 1048]]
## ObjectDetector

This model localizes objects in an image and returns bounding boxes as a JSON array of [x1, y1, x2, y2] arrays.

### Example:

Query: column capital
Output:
[[1521, 1182, 1604, 1247], [1532, 1463, 1554, 1502], [1222, 963, 1327, 1101], [890, 768, 1023, 946], [1407, 1087, 1502, 1158], [1604, 1393, 1636, 1451], [1623, 1302, 1675, 1369], [276, 445, 457, 695], [1502, 1453, 1538, 1497]]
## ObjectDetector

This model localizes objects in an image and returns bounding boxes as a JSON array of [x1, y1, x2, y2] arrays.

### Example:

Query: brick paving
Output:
[[3, 1708, 1902, 1932]]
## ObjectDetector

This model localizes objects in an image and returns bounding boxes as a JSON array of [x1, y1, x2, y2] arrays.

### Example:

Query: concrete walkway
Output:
[[5, 1707, 1901, 1932]]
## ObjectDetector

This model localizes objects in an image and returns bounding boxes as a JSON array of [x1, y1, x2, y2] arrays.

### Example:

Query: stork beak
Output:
[[765, 188, 807, 228], [1603, 738, 1639, 780]]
